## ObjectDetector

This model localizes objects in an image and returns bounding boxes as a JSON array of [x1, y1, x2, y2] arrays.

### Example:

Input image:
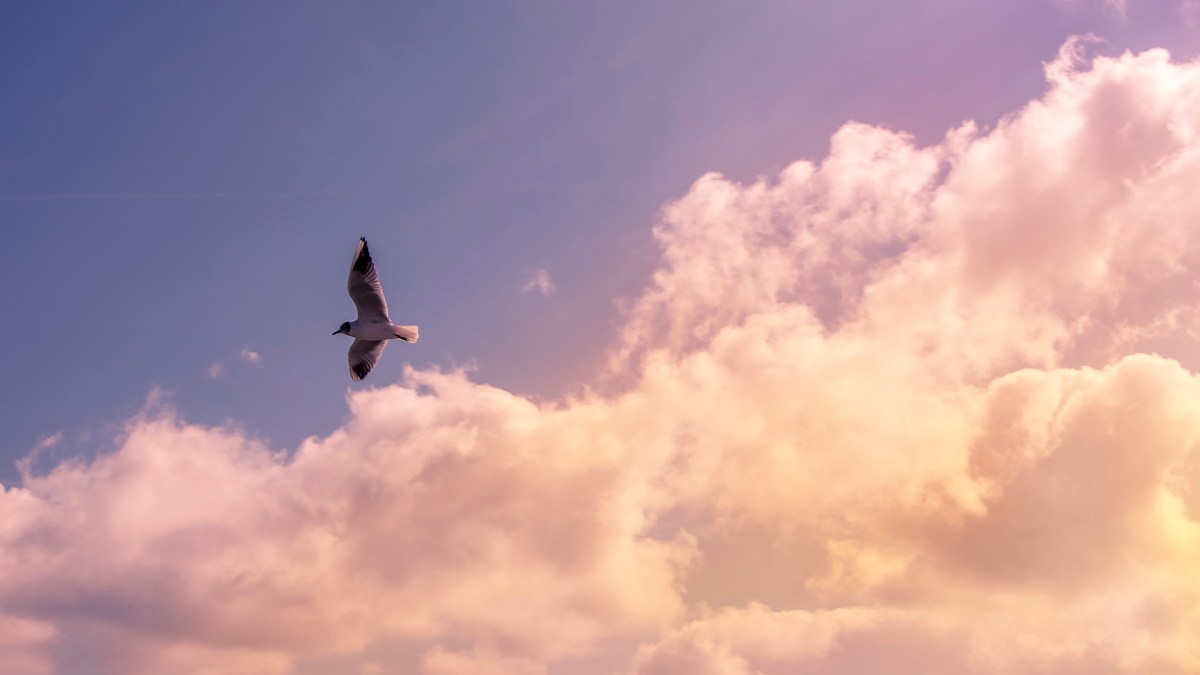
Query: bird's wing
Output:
[[348, 237, 390, 322], [348, 339, 387, 381]]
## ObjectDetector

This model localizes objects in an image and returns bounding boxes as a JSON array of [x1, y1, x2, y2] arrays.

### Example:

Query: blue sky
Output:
[[2, 2, 1196, 480]]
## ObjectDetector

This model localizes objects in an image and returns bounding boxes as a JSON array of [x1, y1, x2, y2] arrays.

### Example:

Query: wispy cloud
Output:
[[1185, 0, 1200, 25], [5, 42, 1200, 674], [14, 433, 63, 484], [207, 348, 262, 380], [522, 268, 556, 297]]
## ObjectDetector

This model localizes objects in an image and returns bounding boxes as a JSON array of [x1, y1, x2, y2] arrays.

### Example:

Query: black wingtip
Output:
[[352, 237, 372, 273]]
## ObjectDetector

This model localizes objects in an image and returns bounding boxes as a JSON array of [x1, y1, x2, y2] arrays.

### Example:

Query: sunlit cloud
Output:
[[239, 348, 262, 365], [4, 40, 1200, 674]]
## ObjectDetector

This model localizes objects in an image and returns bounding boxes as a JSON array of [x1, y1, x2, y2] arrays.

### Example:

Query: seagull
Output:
[[332, 237, 419, 380]]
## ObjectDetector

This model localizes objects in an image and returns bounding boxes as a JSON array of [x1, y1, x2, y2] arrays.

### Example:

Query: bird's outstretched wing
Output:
[[348, 339, 387, 381], [348, 237, 390, 322]]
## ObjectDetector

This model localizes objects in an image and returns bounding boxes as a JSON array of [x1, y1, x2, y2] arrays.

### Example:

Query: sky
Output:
[[3, 2, 1200, 674]]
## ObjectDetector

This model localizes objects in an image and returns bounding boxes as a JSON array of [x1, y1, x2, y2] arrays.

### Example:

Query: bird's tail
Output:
[[393, 325, 419, 343]]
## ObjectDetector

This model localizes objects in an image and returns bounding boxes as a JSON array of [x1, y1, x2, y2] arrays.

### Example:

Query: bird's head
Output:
[[332, 321, 351, 336]]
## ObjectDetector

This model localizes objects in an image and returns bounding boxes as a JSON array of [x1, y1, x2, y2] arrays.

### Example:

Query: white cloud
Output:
[[239, 348, 262, 365]]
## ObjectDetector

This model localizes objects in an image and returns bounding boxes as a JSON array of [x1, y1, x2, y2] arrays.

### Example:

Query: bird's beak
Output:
[[332, 329, 341, 335]]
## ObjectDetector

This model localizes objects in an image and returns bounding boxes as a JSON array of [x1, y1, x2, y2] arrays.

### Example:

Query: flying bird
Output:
[[332, 238, 419, 380]]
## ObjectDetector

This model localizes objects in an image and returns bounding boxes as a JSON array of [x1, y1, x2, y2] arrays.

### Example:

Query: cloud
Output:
[[0, 380, 692, 673], [630, 355, 1200, 674], [1050, 0, 1125, 18], [522, 268, 556, 297], [0, 613, 56, 675], [206, 348, 262, 381], [5, 40, 1200, 673], [15, 433, 63, 482], [421, 646, 547, 675]]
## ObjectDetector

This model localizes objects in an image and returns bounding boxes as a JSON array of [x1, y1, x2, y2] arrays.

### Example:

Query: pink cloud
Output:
[[206, 348, 263, 381], [0, 613, 56, 675], [4, 40, 1200, 673], [421, 646, 548, 675], [522, 269, 556, 297]]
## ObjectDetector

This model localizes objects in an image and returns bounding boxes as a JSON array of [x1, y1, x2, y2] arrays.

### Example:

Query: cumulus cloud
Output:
[[239, 348, 262, 365], [4, 41, 1200, 674], [0, 379, 691, 673]]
